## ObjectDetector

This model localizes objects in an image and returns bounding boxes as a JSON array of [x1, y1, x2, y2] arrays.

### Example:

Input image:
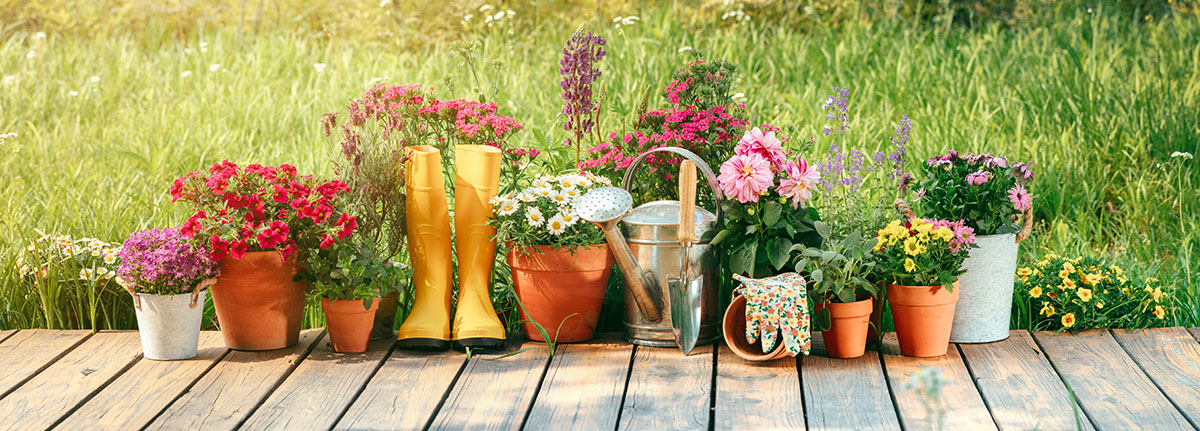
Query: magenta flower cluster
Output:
[[927, 219, 978, 253], [117, 227, 219, 295]]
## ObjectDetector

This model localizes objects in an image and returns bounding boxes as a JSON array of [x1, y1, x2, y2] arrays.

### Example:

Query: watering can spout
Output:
[[577, 187, 664, 322]]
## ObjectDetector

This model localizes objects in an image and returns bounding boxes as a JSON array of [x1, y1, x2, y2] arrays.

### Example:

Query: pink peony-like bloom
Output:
[[966, 170, 990, 186], [718, 154, 774, 203], [1008, 183, 1033, 212], [735, 127, 788, 170], [776, 157, 821, 209]]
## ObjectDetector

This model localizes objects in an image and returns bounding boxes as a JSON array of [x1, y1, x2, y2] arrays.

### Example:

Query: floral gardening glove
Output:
[[732, 273, 811, 356]]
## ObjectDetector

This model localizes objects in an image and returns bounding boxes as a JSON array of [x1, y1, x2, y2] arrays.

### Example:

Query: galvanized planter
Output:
[[950, 233, 1018, 343], [133, 290, 207, 360]]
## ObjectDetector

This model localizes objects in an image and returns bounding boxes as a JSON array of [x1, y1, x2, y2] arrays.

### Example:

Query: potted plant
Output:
[[917, 151, 1034, 343], [300, 239, 408, 353], [490, 172, 614, 343], [874, 217, 976, 357], [115, 227, 219, 360], [795, 229, 879, 359], [710, 126, 823, 360], [170, 161, 358, 350]]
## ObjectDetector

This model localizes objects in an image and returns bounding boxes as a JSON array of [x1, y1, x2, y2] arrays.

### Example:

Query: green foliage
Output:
[[795, 228, 880, 305], [874, 219, 974, 290], [1014, 254, 1174, 331], [917, 153, 1032, 235], [300, 239, 408, 307], [715, 199, 821, 278]]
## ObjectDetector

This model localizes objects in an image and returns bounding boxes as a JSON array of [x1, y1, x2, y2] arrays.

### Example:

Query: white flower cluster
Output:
[[613, 16, 639, 28], [464, 4, 515, 27], [491, 172, 611, 236], [16, 234, 119, 281], [1170, 151, 1193, 160]]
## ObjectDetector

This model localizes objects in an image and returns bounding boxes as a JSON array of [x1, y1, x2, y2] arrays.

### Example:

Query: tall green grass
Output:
[[1, 3, 1196, 330]]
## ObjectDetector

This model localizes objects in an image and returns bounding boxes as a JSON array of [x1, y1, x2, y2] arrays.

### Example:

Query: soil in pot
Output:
[[210, 251, 307, 351], [815, 297, 873, 359], [322, 298, 379, 353], [887, 281, 960, 357], [507, 244, 614, 343], [722, 295, 790, 361]]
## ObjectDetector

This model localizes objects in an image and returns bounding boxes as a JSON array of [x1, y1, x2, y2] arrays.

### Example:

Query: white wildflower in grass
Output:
[[208, 64, 221, 72], [732, 92, 747, 103], [105, 271, 115, 280], [379, 0, 392, 6], [678, 46, 693, 53], [79, 268, 94, 280], [1171, 151, 1193, 160], [2, 75, 14, 86], [525, 207, 544, 226], [550, 191, 571, 205], [546, 214, 567, 235], [613, 16, 640, 28], [89, 76, 100, 84], [479, 4, 494, 12], [313, 63, 327, 73], [32, 32, 46, 41], [532, 176, 552, 189], [103, 254, 117, 265], [181, 70, 192, 78], [102, 247, 118, 256], [89, 239, 103, 249], [96, 267, 109, 277], [495, 198, 519, 216], [90, 249, 101, 257], [23, 243, 34, 252], [367, 76, 388, 86], [199, 41, 208, 53], [67, 90, 79, 97]]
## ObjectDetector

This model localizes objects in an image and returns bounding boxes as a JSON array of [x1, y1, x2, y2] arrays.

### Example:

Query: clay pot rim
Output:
[[723, 295, 790, 361], [816, 296, 874, 317], [321, 297, 380, 313]]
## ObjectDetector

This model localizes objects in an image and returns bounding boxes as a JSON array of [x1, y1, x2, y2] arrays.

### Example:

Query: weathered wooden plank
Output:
[[335, 349, 466, 431], [1112, 328, 1200, 427], [802, 336, 900, 431], [0, 329, 90, 398], [239, 336, 394, 431], [525, 340, 633, 431], [0, 330, 15, 344], [619, 345, 713, 431], [959, 331, 1092, 431], [714, 345, 803, 431], [1035, 329, 1192, 430], [879, 334, 997, 431], [0, 331, 142, 431], [144, 329, 324, 431], [428, 342, 550, 431], [53, 332, 228, 430], [1190, 328, 1200, 343]]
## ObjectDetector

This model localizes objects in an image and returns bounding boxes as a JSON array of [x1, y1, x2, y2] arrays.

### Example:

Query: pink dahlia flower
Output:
[[735, 127, 788, 170], [776, 157, 821, 209], [719, 154, 774, 204], [1008, 183, 1033, 212]]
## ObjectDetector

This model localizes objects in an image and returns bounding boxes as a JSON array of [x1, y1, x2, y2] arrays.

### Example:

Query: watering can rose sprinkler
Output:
[[578, 147, 724, 355]]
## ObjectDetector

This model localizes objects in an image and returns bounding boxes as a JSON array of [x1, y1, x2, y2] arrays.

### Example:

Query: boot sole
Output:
[[396, 338, 451, 352], [453, 337, 506, 352]]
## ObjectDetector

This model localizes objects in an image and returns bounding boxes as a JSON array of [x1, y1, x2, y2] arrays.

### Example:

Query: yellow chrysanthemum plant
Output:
[[1015, 254, 1174, 331], [873, 217, 977, 290]]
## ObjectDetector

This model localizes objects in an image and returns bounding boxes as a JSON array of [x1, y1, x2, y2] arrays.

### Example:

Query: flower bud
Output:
[[747, 208, 756, 216]]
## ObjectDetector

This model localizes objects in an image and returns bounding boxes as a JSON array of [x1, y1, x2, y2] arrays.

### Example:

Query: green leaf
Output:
[[730, 244, 756, 275], [811, 268, 824, 284], [711, 228, 732, 245], [814, 307, 832, 332], [814, 220, 831, 240], [763, 201, 782, 227], [767, 238, 790, 270]]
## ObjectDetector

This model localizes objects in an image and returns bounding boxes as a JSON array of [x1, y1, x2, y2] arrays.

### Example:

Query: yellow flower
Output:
[[904, 258, 916, 273], [1058, 269, 1071, 279], [1061, 278, 1076, 290], [1151, 287, 1163, 302], [1040, 302, 1055, 317], [1017, 267, 1034, 277], [1061, 313, 1076, 328], [1077, 288, 1093, 302], [873, 236, 886, 252], [1028, 286, 1043, 298], [935, 227, 953, 241], [1036, 259, 1049, 267], [914, 223, 932, 234], [903, 237, 926, 256], [1153, 305, 1166, 319], [910, 217, 926, 227], [1146, 277, 1159, 284], [1063, 262, 1076, 273], [1096, 302, 1105, 309], [1082, 273, 1103, 286]]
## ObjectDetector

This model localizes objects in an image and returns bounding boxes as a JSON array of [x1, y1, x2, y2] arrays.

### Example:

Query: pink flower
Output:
[[735, 127, 787, 170], [1008, 184, 1032, 212], [718, 154, 774, 203], [776, 157, 821, 209], [966, 170, 990, 186]]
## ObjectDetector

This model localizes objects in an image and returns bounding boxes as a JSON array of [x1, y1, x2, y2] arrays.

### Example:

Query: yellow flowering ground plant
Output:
[[873, 217, 976, 290], [1015, 254, 1173, 331]]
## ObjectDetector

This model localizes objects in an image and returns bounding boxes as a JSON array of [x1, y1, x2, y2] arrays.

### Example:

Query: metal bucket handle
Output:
[[620, 147, 724, 223]]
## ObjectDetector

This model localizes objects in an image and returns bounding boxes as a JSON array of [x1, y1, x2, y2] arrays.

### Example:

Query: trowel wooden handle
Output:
[[678, 160, 696, 243]]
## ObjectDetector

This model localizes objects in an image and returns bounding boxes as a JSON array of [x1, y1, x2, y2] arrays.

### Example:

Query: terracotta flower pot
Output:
[[210, 251, 307, 351], [722, 295, 790, 361], [887, 281, 960, 357], [322, 297, 379, 353], [507, 244, 614, 343], [816, 297, 873, 359], [370, 292, 399, 341]]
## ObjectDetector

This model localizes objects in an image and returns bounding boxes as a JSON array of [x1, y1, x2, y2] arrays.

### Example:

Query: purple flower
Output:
[[1008, 184, 1033, 211], [1011, 161, 1035, 183], [966, 170, 990, 186], [560, 29, 606, 135], [118, 227, 219, 295]]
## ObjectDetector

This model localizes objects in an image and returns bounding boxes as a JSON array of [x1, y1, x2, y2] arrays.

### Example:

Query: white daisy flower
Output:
[[313, 63, 327, 73], [90, 249, 101, 257], [525, 207, 544, 226], [546, 214, 567, 235], [532, 177, 551, 189], [25, 243, 35, 252], [17, 265, 30, 277], [181, 70, 193, 78], [558, 174, 583, 189], [102, 248, 118, 256], [560, 211, 579, 227], [517, 192, 536, 203], [550, 191, 571, 205], [88, 239, 104, 249], [495, 199, 519, 216], [96, 267, 109, 276], [1171, 151, 1193, 160], [104, 271, 115, 280], [61, 245, 77, 256], [562, 188, 581, 199], [79, 268, 94, 280], [103, 255, 117, 264], [535, 188, 554, 198]]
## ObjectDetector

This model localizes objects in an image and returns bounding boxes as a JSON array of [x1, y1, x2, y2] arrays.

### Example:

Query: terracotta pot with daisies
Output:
[[171, 161, 359, 351], [492, 173, 614, 343]]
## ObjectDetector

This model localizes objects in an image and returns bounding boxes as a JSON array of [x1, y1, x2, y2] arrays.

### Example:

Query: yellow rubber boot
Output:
[[451, 145, 506, 350], [397, 145, 453, 351]]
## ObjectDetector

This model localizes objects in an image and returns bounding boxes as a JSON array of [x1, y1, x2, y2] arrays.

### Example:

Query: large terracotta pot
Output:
[[722, 294, 790, 361], [507, 244, 614, 343], [322, 297, 379, 353], [815, 297, 873, 359], [211, 251, 307, 351], [887, 281, 960, 357]]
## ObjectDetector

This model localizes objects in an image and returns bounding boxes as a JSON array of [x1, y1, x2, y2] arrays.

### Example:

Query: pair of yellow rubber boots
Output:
[[399, 145, 505, 351]]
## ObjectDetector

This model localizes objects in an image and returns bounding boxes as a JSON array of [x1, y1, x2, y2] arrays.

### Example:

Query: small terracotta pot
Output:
[[507, 244, 614, 343], [867, 283, 885, 341], [722, 295, 790, 361], [210, 251, 307, 351], [887, 281, 960, 357], [816, 297, 873, 359], [322, 297, 379, 353]]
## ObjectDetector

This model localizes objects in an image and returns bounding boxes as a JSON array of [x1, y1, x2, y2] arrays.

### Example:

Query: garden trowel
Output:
[[669, 160, 703, 355]]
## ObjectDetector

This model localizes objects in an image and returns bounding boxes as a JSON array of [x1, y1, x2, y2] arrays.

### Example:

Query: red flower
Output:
[[319, 234, 335, 249], [210, 235, 229, 261], [229, 241, 249, 260], [181, 211, 207, 238]]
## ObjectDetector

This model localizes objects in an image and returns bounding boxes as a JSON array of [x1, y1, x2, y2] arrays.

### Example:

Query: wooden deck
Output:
[[0, 327, 1198, 430]]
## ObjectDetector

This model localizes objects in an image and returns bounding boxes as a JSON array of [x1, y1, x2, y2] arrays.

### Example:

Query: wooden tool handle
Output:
[[678, 160, 697, 243]]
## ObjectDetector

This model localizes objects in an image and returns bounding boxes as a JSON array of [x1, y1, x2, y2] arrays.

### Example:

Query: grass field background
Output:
[[1, 1, 1197, 330]]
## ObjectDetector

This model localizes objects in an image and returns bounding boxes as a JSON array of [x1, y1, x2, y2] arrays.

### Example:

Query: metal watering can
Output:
[[577, 147, 723, 354]]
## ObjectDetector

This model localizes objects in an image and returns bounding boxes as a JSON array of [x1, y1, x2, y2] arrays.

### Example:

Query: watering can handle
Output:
[[620, 147, 724, 223]]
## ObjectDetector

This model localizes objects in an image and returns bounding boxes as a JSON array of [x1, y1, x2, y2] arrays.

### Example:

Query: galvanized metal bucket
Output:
[[618, 147, 723, 347]]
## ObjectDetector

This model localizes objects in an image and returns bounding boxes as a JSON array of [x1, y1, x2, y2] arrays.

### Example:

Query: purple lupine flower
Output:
[[118, 227, 219, 295], [560, 29, 606, 135]]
